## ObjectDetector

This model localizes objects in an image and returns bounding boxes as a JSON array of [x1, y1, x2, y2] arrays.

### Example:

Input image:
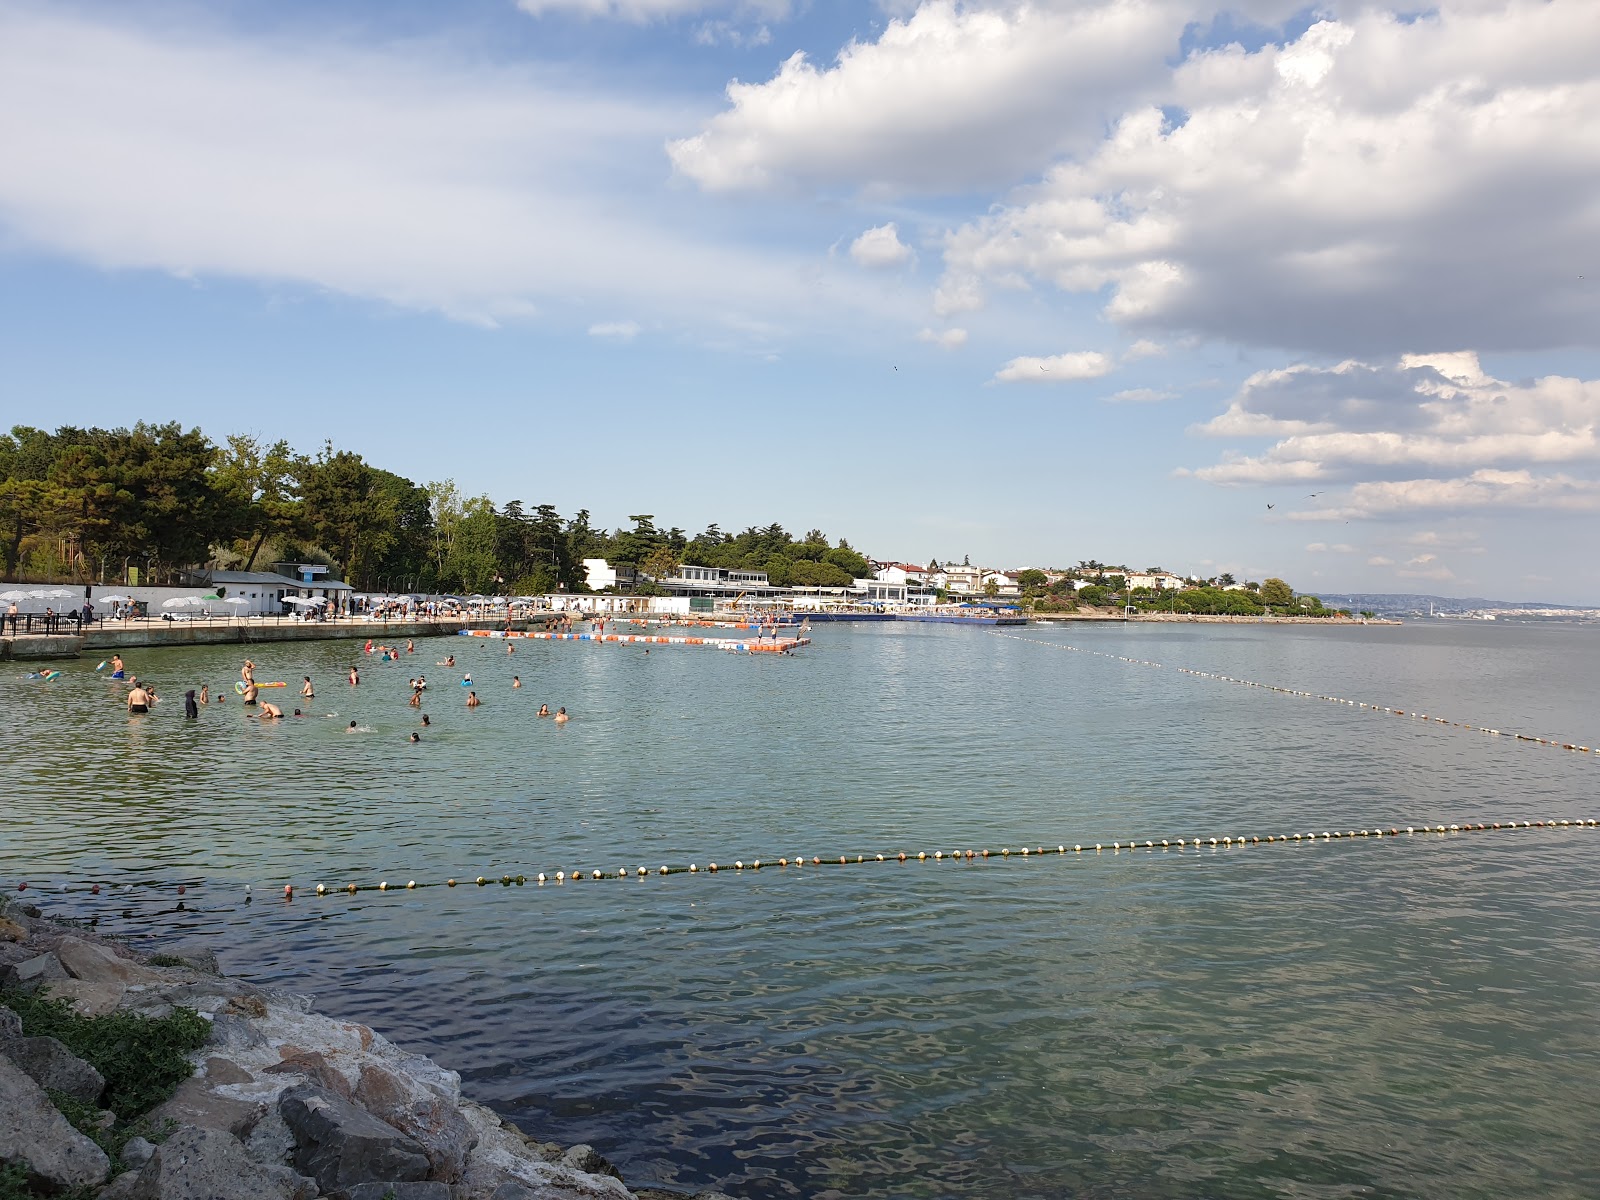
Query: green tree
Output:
[[1260, 577, 1293, 607], [212, 435, 304, 570], [298, 445, 396, 589], [1016, 568, 1048, 591], [640, 544, 680, 583]]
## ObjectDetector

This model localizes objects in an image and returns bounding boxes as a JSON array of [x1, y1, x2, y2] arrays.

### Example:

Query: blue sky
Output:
[[2, 0, 1597, 601]]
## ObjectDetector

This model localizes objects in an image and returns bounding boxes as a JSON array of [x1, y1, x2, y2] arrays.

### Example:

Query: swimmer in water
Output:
[[408, 691, 421, 708], [463, 673, 472, 686], [241, 659, 255, 683], [506, 641, 515, 655], [348, 720, 359, 731], [512, 675, 521, 688], [553, 707, 568, 724], [444, 655, 455, 667], [242, 680, 259, 706], [127, 684, 151, 714], [293, 708, 303, 717], [198, 684, 209, 705], [110, 653, 125, 679], [260, 701, 283, 719], [466, 690, 481, 707], [421, 714, 431, 727], [349, 666, 360, 686], [537, 704, 550, 717], [406, 639, 414, 654], [409, 731, 420, 743], [184, 689, 198, 719], [301, 676, 314, 698]]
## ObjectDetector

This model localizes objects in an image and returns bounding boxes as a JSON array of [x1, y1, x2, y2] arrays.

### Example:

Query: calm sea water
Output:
[[3, 620, 1598, 1199]]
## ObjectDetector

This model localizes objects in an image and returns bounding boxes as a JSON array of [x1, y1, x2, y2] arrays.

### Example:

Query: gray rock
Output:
[[354, 1064, 477, 1182], [128, 1126, 312, 1200], [490, 1184, 540, 1200], [12, 951, 67, 986], [45, 976, 126, 1016], [245, 1105, 298, 1168], [0, 1005, 20, 1040], [0, 1034, 106, 1104], [159, 942, 221, 975], [560, 1145, 622, 1180], [121, 1136, 157, 1168], [339, 1183, 452, 1200], [119, 981, 239, 1019], [148, 1072, 264, 1138], [0, 1055, 110, 1192], [55, 936, 165, 986], [209, 1012, 269, 1051], [280, 1084, 430, 1193]]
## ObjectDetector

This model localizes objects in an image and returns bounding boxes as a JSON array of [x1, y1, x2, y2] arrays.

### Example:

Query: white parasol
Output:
[[161, 596, 204, 609]]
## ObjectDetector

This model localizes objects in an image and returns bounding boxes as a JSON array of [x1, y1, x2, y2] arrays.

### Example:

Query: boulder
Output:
[[266, 1049, 355, 1100], [121, 1136, 157, 1168], [158, 942, 221, 975], [0, 1034, 106, 1105], [0, 1055, 110, 1192], [55, 936, 166, 986], [128, 1126, 315, 1200], [209, 1012, 268, 1051], [0, 917, 26, 943], [455, 1103, 632, 1200], [244, 1105, 298, 1169], [355, 1063, 477, 1182], [280, 1084, 431, 1193], [45, 976, 126, 1016], [148, 1072, 265, 1138], [119, 981, 241, 1019], [0, 1005, 20, 1040], [340, 1183, 452, 1200], [11, 951, 67, 987], [560, 1145, 621, 1180]]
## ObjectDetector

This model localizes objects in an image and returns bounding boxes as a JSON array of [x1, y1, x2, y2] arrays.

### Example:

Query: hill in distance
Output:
[[1309, 591, 1584, 613]]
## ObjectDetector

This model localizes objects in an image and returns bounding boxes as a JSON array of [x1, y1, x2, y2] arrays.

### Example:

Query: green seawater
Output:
[[3, 620, 1598, 1199]]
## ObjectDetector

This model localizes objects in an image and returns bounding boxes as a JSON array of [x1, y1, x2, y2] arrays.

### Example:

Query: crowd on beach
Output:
[[97, 637, 574, 739]]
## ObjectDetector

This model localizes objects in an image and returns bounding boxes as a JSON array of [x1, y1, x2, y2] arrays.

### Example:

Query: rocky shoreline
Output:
[[1, 905, 731, 1200]]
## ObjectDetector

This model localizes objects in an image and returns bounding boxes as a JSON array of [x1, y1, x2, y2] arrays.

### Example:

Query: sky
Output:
[[1, 0, 1597, 602]]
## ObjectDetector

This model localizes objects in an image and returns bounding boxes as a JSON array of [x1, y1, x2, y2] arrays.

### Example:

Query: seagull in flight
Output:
[[1307, 492, 1320, 498], [1266, 503, 1275, 510]]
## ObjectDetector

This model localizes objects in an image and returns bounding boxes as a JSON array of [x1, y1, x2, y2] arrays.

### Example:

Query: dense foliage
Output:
[[0, 425, 872, 593]]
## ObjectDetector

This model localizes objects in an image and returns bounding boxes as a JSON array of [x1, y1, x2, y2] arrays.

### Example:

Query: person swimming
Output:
[[127, 684, 151, 714], [421, 714, 431, 726], [110, 653, 125, 679], [198, 684, 209, 705], [408, 691, 422, 708], [512, 676, 521, 688], [537, 704, 550, 717], [409, 731, 420, 743], [553, 707, 568, 724], [347, 720, 359, 731], [260, 701, 283, 719], [466, 690, 481, 707], [406, 639, 414, 653], [349, 666, 360, 686]]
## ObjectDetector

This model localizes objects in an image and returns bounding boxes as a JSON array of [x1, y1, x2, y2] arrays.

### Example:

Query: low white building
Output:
[[1126, 571, 1186, 591]]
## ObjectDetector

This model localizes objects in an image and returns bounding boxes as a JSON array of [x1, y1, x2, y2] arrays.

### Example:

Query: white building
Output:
[[1126, 571, 1186, 591]]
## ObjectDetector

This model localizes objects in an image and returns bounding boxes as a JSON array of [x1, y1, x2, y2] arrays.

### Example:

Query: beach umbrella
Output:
[[283, 596, 323, 607], [222, 597, 249, 608], [97, 594, 130, 603], [0, 589, 27, 601], [48, 588, 76, 598], [161, 596, 204, 609]]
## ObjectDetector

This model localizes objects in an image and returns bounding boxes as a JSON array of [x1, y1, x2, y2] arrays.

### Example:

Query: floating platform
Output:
[[460, 629, 809, 654]]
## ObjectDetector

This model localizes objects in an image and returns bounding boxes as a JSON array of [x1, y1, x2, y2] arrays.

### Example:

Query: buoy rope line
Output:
[[991, 633, 1597, 757], [9, 820, 1595, 903]]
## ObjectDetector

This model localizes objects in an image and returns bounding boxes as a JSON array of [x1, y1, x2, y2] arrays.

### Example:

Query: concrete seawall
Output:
[[2, 617, 554, 659]]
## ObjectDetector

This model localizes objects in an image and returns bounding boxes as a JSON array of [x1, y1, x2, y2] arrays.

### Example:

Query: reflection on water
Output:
[[3, 622, 1598, 1199]]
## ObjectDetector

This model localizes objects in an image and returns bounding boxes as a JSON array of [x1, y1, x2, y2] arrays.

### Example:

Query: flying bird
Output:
[[1266, 503, 1275, 510], [1307, 492, 1320, 498]]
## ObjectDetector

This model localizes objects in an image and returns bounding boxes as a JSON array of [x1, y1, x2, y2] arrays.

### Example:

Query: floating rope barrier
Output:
[[992, 633, 1596, 757], [10, 820, 1595, 904]]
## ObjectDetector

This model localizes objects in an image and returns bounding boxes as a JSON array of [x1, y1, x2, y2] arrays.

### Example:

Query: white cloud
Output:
[[1107, 387, 1177, 403], [1122, 339, 1165, 361], [695, 21, 773, 47], [917, 327, 968, 350], [1368, 556, 1395, 566], [668, 0, 1183, 193], [1186, 353, 1600, 516], [1306, 542, 1356, 553], [939, 1, 1600, 355], [1296, 470, 1600, 520], [588, 320, 641, 339], [994, 351, 1114, 383], [849, 223, 915, 268], [0, 7, 855, 332]]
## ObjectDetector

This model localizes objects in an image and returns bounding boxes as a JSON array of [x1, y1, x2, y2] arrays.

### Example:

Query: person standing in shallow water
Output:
[[184, 690, 198, 719], [349, 665, 359, 686], [302, 676, 314, 699]]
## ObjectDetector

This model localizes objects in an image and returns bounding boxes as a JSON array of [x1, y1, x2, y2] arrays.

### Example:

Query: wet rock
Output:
[[46, 976, 126, 1016], [0, 1034, 106, 1105], [55, 936, 165, 986], [148, 1071, 265, 1138], [267, 1049, 355, 1100], [121, 1136, 157, 1168], [339, 1183, 453, 1200], [127, 1126, 313, 1200], [560, 1145, 621, 1180], [455, 1102, 632, 1200], [280, 1083, 431, 1193], [0, 1004, 20, 1040], [0, 1055, 110, 1192], [355, 1063, 477, 1182]]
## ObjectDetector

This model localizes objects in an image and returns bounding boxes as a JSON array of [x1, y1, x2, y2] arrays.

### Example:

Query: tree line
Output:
[[0, 423, 871, 593]]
